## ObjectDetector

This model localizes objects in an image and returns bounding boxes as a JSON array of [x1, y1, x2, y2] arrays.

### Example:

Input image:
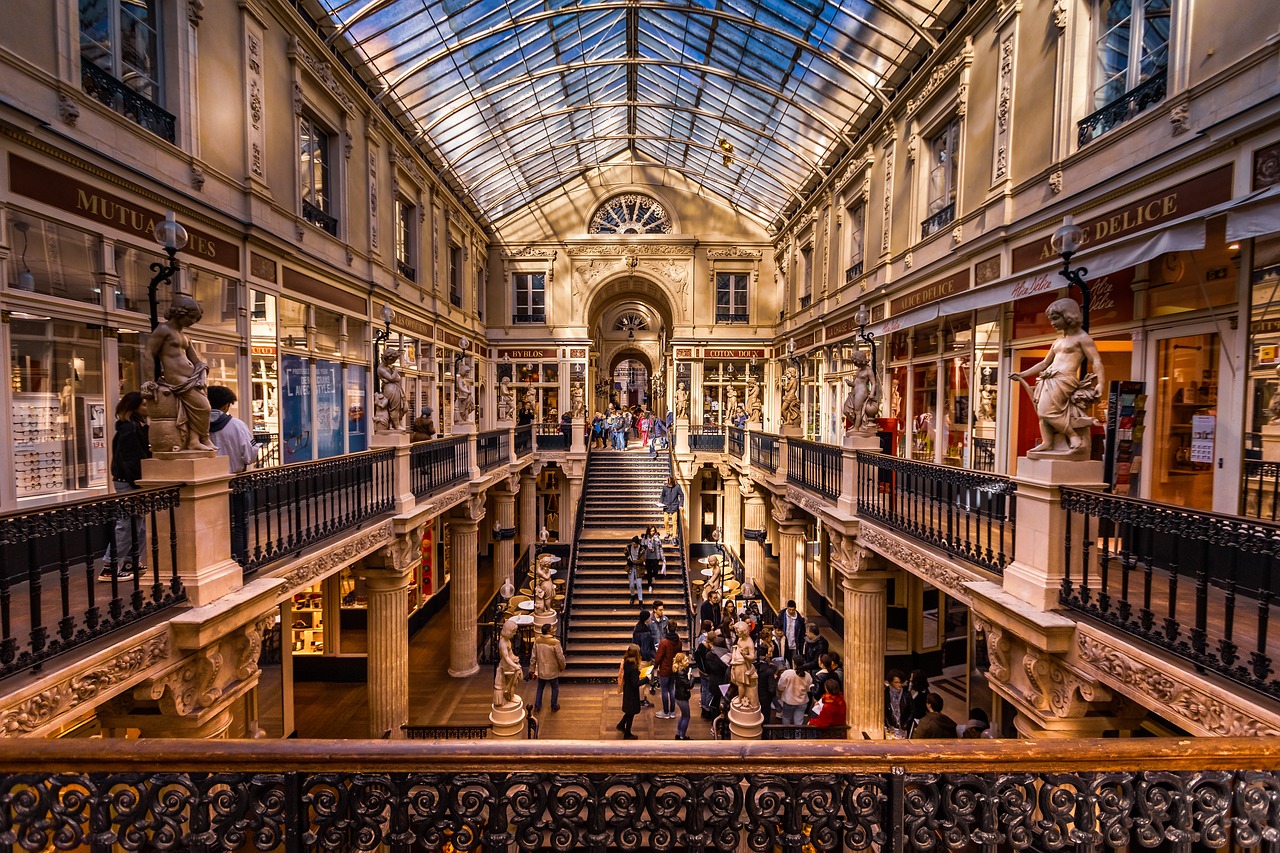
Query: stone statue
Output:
[[726, 384, 740, 418], [977, 385, 998, 422], [373, 347, 407, 433], [1010, 297, 1105, 458], [674, 382, 690, 420], [455, 354, 476, 423], [493, 618, 522, 709], [570, 382, 586, 419], [746, 375, 762, 424], [144, 293, 215, 452], [780, 365, 800, 427], [842, 351, 879, 435], [891, 378, 903, 420], [728, 621, 759, 711], [533, 554, 557, 618], [497, 376, 515, 421]]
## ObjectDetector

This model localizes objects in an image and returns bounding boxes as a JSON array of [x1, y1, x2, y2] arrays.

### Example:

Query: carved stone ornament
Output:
[[462, 493, 487, 522], [57, 91, 80, 127], [415, 484, 470, 522], [502, 246, 557, 259], [827, 532, 862, 576], [769, 499, 798, 527], [565, 244, 692, 257], [1053, 0, 1068, 29], [1169, 97, 1191, 135], [1022, 649, 1110, 718], [907, 38, 974, 116], [0, 634, 169, 737], [278, 521, 395, 594], [706, 247, 763, 260], [973, 615, 1011, 683], [289, 36, 356, 112], [146, 647, 224, 718], [785, 484, 830, 517], [739, 476, 757, 497], [856, 523, 977, 604], [189, 162, 206, 191], [1076, 631, 1280, 737], [187, 0, 205, 26], [1049, 167, 1064, 195]]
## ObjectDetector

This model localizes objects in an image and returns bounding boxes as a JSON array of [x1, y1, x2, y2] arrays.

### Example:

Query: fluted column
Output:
[[494, 480, 518, 589], [774, 502, 807, 610], [721, 466, 741, 555], [364, 561, 412, 738], [449, 495, 486, 677], [519, 466, 539, 558], [742, 479, 767, 589], [832, 534, 886, 740]]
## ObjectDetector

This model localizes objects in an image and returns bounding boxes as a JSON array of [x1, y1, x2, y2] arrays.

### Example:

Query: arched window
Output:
[[589, 194, 673, 234], [613, 311, 649, 332]]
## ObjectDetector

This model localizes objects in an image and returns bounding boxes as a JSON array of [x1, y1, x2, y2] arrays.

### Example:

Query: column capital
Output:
[[771, 499, 806, 530], [499, 473, 521, 495], [741, 476, 761, 499], [453, 493, 487, 524]]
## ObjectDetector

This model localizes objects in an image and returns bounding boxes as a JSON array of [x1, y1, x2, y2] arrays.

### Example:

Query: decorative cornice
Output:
[[502, 247, 557, 260], [275, 521, 395, 594], [906, 37, 974, 117], [288, 35, 356, 112], [785, 485, 831, 518], [856, 523, 977, 603], [566, 244, 693, 257], [706, 247, 763, 260]]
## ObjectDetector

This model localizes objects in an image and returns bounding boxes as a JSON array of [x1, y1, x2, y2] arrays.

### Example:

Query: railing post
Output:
[[571, 418, 585, 453], [840, 433, 880, 514], [372, 432, 414, 513], [775, 437, 789, 482], [1004, 457, 1106, 611], [138, 454, 239, 607]]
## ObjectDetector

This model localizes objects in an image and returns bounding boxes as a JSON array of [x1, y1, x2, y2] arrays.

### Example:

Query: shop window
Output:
[[249, 290, 280, 462], [8, 216, 101, 305], [315, 359, 345, 459], [846, 203, 865, 283], [715, 273, 749, 323], [279, 298, 308, 349], [1241, 235, 1280, 515], [114, 242, 167, 314], [281, 353, 313, 464], [314, 306, 342, 356], [1079, 0, 1170, 145], [299, 114, 337, 235], [1146, 244, 1237, 318], [346, 364, 368, 452], [702, 360, 752, 426], [290, 584, 326, 655], [1151, 333, 1217, 511], [513, 273, 545, 323], [922, 118, 960, 238], [78, 0, 174, 142], [588, 193, 673, 234], [394, 198, 415, 281], [449, 243, 463, 308], [501, 360, 560, 424], [186, 267, 238, 333]]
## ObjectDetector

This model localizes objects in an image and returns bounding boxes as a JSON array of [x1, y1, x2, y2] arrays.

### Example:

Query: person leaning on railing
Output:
[[101, 391, 151, 582]]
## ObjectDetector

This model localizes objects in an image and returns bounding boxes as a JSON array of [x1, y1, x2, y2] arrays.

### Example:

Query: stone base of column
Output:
[[489, 698, 527, 737], [449, 662, 481, 678], [728, 699, 764, 739], [841, 432, 881, 451], [533, 611, 558, 629]]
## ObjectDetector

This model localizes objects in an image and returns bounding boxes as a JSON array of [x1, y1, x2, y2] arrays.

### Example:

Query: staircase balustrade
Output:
[[231, 449, 395, 574], [3, 738, 1276, 852], [0, 486, 185, 680], [855, 451, 1014, 574], [1061, 486, 1280, 701], [728, 425, 746, 457], [410, 435, 470, 498], [558, 443, 594, 648], [786, 437, 842, 501], [689, 424, 726, 452], [534, 423, 569, 451]]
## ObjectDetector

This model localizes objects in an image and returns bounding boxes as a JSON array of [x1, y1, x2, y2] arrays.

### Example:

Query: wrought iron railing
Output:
[[728, 425, 746, 457], [230, 449, 395, 573], [845, 260, 864, 284], [856, 451, 1015, 574], [254, 434, 281, 469], [1060, 487, 1280, 701], [395, 259, 415, 281], [534, 423, 569, 451], [1242, 460, 1280, 521], [476, 429, 509, 473], [80, 61, 176, 143], [1078, 67, 1168, 146], [513, 312, 546, 324], [920, 201, 956, 238], [750, 431, 780, 474], [761, 724, 850, 740], [690, 424, 726, 452], [514, 423, 533, 458], [410, 435, 469, 499], [799, 294, 811, 310], [971, 436, 996, 473], [0, 486, 184, 680], [3, 738, 1277, 852], [715, 312, 750, 324], [787, 438, 842, 502], [558, 444, 594, 646], [301, 199, 338, 236]]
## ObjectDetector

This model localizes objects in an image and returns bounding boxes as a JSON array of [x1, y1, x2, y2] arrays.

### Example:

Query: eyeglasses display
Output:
[[12, 395, 66, 497]]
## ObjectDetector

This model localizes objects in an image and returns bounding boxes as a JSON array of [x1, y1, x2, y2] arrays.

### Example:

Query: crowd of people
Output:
[[589, 405, 672, 455]]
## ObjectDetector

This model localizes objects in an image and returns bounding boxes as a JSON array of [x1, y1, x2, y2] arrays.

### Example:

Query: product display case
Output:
[[13, 393, 66, 498], [290, 586, 325, 654]]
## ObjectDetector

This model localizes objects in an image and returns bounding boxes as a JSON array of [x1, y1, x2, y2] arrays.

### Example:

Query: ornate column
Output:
[[773, 502, 808, 610], [519, 465, 540, 559], [721, 466, 742, 556], [362, 532, 416, 738], [832, 533, 886, 739], [742, 478, 767, 590], [448, 495, 485, 677], [493, 478, 518, 590]]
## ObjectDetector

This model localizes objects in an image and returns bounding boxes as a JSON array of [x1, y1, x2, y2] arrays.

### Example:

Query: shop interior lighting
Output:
[[14, 221, 35, 290]]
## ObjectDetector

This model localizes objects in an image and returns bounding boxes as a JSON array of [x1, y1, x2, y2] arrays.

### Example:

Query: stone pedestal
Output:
[[490, 698, 527, 737], [138, 453, 239, 607], [371, 431, 414, 514], [1263, 424, 1280, 462], [842, 569, 887, 740], [564, 475, 583, 538], [728, 697, 764, 738], [780, 425, 803, 438], [363, 566, 411, 738], [532, 609, 558, 629], [1004, 457, 1106, 612], [571, 418, 585, 453], [675, 420, 690, 455], [448, 514, 482, 677], [742, 486, 767, 590]]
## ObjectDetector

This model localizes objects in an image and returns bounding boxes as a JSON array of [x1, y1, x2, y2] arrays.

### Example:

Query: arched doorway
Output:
[[585, 274, 675, 416], [612, 357, 650, 409]]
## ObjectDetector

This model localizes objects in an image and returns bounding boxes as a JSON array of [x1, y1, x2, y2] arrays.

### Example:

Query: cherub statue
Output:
[[454, 354, 476, 423], [674, 382, 690, 420], [373, 348, 407, 433], [497, 376, 515, 421], [842, 351, 878, 435], [493, 618, 522, 709], [746, 375, 763, 424], [780, 366, 800, 426], [570, 382, 586, 419], [726, 384, 740, 418], [533, 554, 556, 617], [1010, 297, 1105, 458], [144, 293, 216, 451], [728, 620, 759, 711]]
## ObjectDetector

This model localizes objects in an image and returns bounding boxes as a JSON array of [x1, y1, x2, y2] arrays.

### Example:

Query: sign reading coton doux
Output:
[[8, 154, 240, 272]]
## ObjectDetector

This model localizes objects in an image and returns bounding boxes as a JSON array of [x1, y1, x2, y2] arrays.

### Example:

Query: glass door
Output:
[[1147, 329, 1221, 512]]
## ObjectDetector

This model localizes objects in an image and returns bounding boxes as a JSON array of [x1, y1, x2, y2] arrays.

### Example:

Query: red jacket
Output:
[[809, 692, 847, 728], [654, 636, 682, 677]]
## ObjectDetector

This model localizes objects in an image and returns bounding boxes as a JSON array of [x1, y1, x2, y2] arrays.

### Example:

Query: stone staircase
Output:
[[563, 450, 690, 680]]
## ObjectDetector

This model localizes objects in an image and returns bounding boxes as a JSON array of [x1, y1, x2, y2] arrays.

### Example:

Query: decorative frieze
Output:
[[244, 21, 267, 182], [880, 141, 894, 257], [993, 31, 1015, 183], [287, 35, 356, 112], [906, 38, 974, 117], [566, 244, 693, 256], [707, 247, 763, 260], [277, 521, 395, 594], [785, 484, 830, 517], [856, 523, 977, 604]]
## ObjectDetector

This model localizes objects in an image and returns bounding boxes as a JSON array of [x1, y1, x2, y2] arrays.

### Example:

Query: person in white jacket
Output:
[[775, 656, 814, 725]]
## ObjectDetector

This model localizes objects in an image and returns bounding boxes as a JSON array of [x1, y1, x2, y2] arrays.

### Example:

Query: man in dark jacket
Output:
[[884, 669, 913, 737], [776, 600, 806, 660], [799, 624, 828, 675], [911, 692, 959, 738]]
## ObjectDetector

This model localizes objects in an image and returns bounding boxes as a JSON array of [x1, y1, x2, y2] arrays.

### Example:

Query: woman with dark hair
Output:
[[102, 392, 151, 581], [616, 644, 644, 739], [908, 669, 930, 725]]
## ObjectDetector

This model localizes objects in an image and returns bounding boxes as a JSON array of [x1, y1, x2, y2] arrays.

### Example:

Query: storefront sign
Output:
[[824, 315, 862, 340], [1252, 318, 1280, 336], [8, 154, 240, 272], [498, 348, 556, 359], [392, 312, 434, 340], [1012, 165, 1234, 272], [704, 348, 766, 359], [251, 345, 277, 357], [675, 348, 696, 359], [250, 252, 277, 282], [282, 267, 367, 315], [890, 269, 970, 315]]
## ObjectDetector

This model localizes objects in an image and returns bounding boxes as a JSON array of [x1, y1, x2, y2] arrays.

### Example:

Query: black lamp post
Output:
[[149, 212, 188, 381], [854, 303, 878, 374], [1051, 215, 1091, 331], [372, 303, 395, 392]]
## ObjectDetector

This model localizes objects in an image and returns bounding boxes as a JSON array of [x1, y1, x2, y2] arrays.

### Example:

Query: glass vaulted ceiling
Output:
[[318, 0, 956, 225]]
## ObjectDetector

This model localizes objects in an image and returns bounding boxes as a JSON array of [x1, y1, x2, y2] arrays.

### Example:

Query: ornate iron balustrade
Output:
[[80, 61, 176, 143], [845, 261, 864, 284], [1243, 459, 1280, 521], [972, 436, 996, 473], [856, 452, 1015, 574], [0, 486, 183, 680], [799, 294, 811, 310], [1078, 68, 1168, 147], [230, 449, 395, 573], [534, 423, 569, 451], [2, 738, 1278, 852], [750, 432, 780, 474], [1060, 487, 1280, 701], [410, 435, 469, 499], [690, 425, 726, 452], [476, 429, 509, 473], [920, 201, 956, 238], [761, 724, 850, 740], [449, 292, 462, 308], [787, 438, 842, 502], [715, 312, 750, 324], [728, 425, 746, 457], [513, 312, 546, 324], [301, 199, 338, 236], [395, 259, 416, 281], [514, 423, 534, 458]]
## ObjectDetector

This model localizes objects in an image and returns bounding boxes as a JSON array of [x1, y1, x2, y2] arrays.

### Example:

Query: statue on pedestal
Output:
[[674, 382, 690, 420], [143, 294, 216, 453], [455, 355, 476, 424], [373, 348, 407, 433], [780, 366, 800, 427], [498, 376, 515, 421], [493, 618, 523, 709], [729, 621, 759, 711], [746, 375, 762, 424], [842, 351, 880, 435], [533, 555, 557, 618], [570, 382, 586, 419], [1009, 298, 1105, 459]]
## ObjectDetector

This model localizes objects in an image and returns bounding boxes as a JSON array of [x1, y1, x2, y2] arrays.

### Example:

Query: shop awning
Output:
[[1226, 184, 1280, 242]]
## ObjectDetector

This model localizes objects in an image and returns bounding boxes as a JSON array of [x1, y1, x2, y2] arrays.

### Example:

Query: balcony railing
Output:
[[728, 425, 746, 457], [3, 738, 1278, 852], [80, 61, 176, 143], [449, 292, 462, 308], [231, 449, 395, 573], [476, 429, 509, 473], [513, 312, 546, 324], [799, 294, 811, 310], [534, 423, 570, 451], [750, 431, 780, 473], [1060, 487, 1280, 701], [410, 435, 469, 499], [856, 451, 1015, 574], [690, 424, 726, 452], [715, 311, 750, 324], [395, 259, 415, 281], [787, 438, 842, 502], [0, 486, 184, 680], [972, 436, 996, 473], [514, 423, 533, 458], [1078, 68, 1168, 147], [920, 201, 956, 238], [1242, 459, 1280, 520], [845, 260, 864, 284], [301, 199, 338, 236]]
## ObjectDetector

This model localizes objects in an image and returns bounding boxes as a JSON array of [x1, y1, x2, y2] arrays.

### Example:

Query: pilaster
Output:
[[448, 496, 485, 677], [493, 479, 518, 589], [721, 466, 742, 554], [773, 502, 808, 610]]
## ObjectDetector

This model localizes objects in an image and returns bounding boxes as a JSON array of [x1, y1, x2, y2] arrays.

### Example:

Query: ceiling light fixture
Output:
[[13, 221, 34, 291]]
